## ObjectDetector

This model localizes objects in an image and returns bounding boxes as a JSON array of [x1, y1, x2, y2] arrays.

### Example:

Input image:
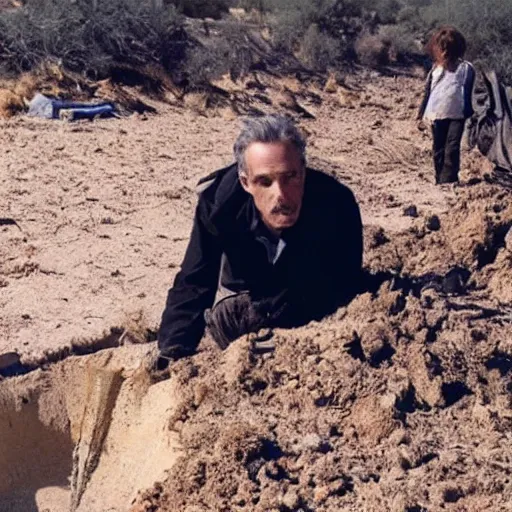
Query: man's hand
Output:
[[205, 292, 270, 350], [143, 345, 191, 373]]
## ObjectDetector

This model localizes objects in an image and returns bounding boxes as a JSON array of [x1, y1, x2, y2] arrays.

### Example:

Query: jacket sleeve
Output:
[[158, 199, 222, 358], [324, 186, 363, 308], [417, 68, 433, 120], [463, 63, 476, 119]]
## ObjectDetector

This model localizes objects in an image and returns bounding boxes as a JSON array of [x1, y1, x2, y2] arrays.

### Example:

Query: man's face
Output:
[[240, 141, 305, 234]]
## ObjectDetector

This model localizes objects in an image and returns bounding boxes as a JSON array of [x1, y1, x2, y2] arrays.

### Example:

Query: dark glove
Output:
[[205, 292, 270, 350], [154, 344, 195, 371]]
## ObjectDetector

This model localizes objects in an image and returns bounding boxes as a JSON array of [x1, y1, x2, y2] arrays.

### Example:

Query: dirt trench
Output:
[[0, 344, 180, 512]]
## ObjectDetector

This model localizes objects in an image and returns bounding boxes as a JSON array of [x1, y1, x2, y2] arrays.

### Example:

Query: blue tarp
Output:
[[28, 93, 116, 120]]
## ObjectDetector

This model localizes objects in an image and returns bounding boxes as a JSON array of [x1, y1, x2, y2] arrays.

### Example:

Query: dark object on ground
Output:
[[0, 218, 21, 229], [403, 205, 418, 218], [426, 215, 441, 231], [0, 352, 31, 378]]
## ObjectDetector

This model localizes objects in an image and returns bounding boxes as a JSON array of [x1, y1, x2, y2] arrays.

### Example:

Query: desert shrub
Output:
[[0, 0, 186, 79], [360, 0, 402, 24], [379, 24, 419, 62], [298, 23, 342, 71], [354, 31, 390, 67], [184, 21, 254, 85], [402, 0, 512, 84], [238, 0, 268, 13], [268, 0, 364, 70]]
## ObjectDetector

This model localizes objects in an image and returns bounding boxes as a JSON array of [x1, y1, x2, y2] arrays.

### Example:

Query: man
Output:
[[157, 115, 363, 366]]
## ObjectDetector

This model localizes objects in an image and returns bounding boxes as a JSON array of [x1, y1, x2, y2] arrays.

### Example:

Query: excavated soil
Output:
[[1, 69, 511, 512]]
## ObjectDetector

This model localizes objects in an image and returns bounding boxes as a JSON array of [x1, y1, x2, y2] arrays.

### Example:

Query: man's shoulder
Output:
[[196, 163, 243, 205], [196, 163, 237, 193], [307, 168, 356, 201]]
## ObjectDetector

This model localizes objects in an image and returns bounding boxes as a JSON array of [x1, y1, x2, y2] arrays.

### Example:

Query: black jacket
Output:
[[158, 164, 363, 358]]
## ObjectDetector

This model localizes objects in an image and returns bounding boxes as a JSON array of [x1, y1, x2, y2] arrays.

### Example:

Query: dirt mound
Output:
[[128, 183, 512, 512]]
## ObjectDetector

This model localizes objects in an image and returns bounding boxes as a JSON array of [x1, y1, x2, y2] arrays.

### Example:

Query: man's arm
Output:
[[158, 200, 222, 360]]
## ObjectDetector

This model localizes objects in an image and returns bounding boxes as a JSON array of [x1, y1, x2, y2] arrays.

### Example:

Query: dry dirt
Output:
[[1, 69, 511, 512]]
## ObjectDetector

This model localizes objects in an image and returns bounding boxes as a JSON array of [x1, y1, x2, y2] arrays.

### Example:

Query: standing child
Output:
[[418, 26, 475, 184]]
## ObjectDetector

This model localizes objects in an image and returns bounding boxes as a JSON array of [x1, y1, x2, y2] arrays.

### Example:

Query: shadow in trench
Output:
[[0, 396, 74, 512]]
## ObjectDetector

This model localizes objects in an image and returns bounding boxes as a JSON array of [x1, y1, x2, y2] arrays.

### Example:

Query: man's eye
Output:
[[256, 177, 272, 187]]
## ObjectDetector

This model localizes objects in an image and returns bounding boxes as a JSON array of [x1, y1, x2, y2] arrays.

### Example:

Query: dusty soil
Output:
[[1, 69, 511, 512]]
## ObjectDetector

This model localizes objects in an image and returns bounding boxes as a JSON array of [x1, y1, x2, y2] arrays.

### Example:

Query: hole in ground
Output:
[[476, 222, 512, 269], [442, 381, 472, 407], [0, 344, 180, 512], [486, 351, 512, 377], [0, 388, 74, 512]]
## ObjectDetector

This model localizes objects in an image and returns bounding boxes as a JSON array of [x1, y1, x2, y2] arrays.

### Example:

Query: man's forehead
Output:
[[245, 141, 303, 174]]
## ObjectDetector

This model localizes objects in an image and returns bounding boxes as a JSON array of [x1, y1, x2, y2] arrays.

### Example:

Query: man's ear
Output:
[[239, 172, 249, 192]]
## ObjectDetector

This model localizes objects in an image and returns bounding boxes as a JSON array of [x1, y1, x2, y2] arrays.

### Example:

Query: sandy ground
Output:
[[1, 71, 454, 364]]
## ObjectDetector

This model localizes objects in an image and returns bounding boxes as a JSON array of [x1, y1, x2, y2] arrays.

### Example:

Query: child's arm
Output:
[[417, 68, 433, 120]]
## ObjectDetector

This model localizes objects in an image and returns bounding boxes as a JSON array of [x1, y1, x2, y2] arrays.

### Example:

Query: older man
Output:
[[157, 115, 362, 365]]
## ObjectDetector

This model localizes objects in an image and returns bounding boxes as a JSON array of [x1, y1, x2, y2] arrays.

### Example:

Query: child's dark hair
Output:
[[426, 26, 467, 65]]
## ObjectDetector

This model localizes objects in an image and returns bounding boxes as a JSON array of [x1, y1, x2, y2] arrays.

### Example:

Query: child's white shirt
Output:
[[424, 61, 472, 121]]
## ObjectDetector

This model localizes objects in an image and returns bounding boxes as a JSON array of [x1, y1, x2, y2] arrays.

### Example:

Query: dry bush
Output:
[[354, 31, 390, 68], [0, 0, 186, 80], [379, 24, 419, 63], [184, 21, 254, 86], [0, 89, 24, 117], [299, 23, 342, 72], [360, 0, 402, 24], [270, 0, 362, 54]]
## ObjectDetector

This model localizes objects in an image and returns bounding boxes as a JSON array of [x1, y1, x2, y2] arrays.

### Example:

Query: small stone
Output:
[[426, 215, 441, 231], [403, 205, 418, 217], [296, 433, 322, 452], [282, 490, 299, 509], [313, 486, 330, 504]]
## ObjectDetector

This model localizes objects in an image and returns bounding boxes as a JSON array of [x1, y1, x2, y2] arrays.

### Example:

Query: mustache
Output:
[[271, 203, 295, 215]]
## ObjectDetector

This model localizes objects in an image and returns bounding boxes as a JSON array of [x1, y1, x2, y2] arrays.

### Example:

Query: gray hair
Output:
[[233, 114, 306, 176]]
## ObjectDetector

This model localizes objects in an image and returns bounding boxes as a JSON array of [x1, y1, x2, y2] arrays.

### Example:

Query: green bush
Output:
[[359, 0, 402, 24], [379, 24, 419, 62], [268, 0, 364, 69]]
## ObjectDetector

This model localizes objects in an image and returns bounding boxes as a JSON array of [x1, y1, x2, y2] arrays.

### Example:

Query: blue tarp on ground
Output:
[[27, 93, 116, 120]]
